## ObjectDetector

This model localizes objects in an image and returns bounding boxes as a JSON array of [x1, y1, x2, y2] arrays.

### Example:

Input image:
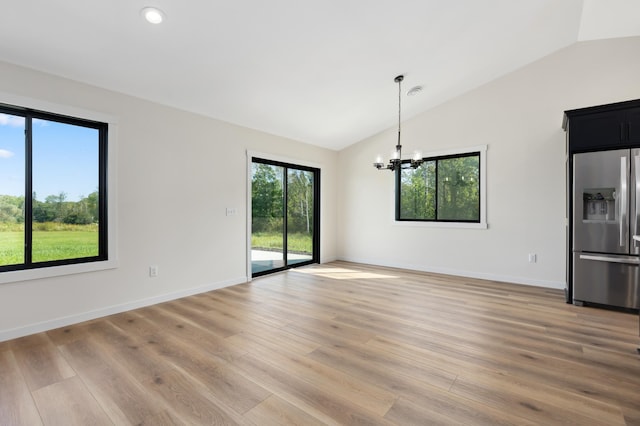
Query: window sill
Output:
[[0, 259, 119, 285], [393, 220, 488, 230]]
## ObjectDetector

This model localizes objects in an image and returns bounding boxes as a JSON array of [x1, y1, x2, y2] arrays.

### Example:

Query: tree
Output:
[[287, 169, 313, 234], [32, 192, 54, 223], [437, 156, 479, 220], [251, 163, 283, 233], [400, 161, 435, 219], [86, 191, 99, 222], [0, 195, 24, 223]]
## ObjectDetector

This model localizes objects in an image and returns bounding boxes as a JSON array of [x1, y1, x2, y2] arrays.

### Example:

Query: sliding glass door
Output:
[[251, 161, 285, 273], [251, 158, 319, 277]]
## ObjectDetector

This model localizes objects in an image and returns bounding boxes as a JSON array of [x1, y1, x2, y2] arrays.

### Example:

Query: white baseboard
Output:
[[337, 256, 566, 290], [0, 276, 247, 343]]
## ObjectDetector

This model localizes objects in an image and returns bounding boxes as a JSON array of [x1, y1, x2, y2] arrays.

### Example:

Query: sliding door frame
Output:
[[246, 151, 321, 280]]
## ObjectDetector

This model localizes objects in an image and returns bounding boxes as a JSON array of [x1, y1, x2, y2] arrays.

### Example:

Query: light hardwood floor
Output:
[[1, 261, 639, 425]]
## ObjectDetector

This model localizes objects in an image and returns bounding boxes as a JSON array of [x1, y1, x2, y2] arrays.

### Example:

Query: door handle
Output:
[[635, 156, 640, 248], [580, 254, 640, 265], [621, 156, 628, 246]]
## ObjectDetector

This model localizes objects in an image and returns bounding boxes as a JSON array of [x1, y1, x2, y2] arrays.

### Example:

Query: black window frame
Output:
[[0, 103, 108, 273], [251, 157, 320, 278], [395, 151, 481, 223]]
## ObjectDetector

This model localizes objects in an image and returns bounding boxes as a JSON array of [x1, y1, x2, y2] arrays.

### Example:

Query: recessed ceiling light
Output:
[[407, 86, 423, 96], [141, 7, 165, 24]]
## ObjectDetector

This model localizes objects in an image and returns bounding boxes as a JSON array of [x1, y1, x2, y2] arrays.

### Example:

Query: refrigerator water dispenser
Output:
[[583, 188, 615, 221]]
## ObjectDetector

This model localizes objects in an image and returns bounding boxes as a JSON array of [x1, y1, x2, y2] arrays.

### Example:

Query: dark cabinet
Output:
[[564, 100, 640, 152], [629, 108, 640, 144]]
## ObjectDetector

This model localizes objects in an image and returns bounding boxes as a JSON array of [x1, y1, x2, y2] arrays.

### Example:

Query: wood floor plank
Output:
[[0, 350, 43, 426], [58, 337, 167, 425], [145, 368, 252, 425], [136, 304, 249, 363], [385, 394, 539, 426], [227, 330, 397, 416], [354, 304, 633, 388], [148, 333, 270, 414], [46, 318, 99, 347], [194, 292, 293, 329], [233, 352, 396, 425], [107, 305, 272, 415], [449, 367, 627, 426], [623, 407, 640, 426], [137, 409, 182, 426], [10, 333, 75, 392], [281, 316, 375, 347], [160, 299, 244, 338], [32, 376, 112, 426], [243, 395, 329, 426], [90, 319, 175, 383], [0, 339, 12, 352], [226, 325, 321, 357], [308, 340, 458, 394]]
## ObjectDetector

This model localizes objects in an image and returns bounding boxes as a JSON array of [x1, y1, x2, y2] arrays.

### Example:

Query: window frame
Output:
[[394, 145, 487, 229], [246, 150, 323, 281], [250, 156, 320, 278], [0, 96, 117, 284]]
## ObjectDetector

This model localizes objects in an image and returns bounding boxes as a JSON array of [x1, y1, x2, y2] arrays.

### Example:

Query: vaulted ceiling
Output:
[[0, 1, 639, 150]]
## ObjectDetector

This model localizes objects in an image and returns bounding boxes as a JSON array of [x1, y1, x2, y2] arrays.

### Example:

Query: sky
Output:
[[0, 113, 99, 202]]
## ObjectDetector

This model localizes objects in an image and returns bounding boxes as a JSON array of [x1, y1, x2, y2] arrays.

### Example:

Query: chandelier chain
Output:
[[397, 75, 401, 148]]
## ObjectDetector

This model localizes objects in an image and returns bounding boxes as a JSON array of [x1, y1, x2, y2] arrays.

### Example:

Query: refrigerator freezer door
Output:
[[573, 253, 640, 308], [573, 149, 630, 254]]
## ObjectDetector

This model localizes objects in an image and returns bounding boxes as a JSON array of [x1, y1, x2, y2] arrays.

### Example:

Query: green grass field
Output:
[[252, 232, 312, 254], [0, 223, 98, 266], [2, 226, 306, 266]]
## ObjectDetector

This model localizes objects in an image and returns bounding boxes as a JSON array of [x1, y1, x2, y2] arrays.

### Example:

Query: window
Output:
[[0, 104, 108, 272], [397, 148, 483, 223]]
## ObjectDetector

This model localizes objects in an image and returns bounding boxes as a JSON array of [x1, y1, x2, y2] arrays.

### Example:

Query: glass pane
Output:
[[251, 162, 284, 274], [400, 160, 436, 220], [31, 119, 100, 262], [0, 113, 26, 266], [437, 155, 480, 221], [287, 169, 314, 265]]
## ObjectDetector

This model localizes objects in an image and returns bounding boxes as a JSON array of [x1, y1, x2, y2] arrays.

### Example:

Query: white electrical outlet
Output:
[[528, 253, 537, 263], [149, 265, 158, 277], [226, 207, 237, 216]]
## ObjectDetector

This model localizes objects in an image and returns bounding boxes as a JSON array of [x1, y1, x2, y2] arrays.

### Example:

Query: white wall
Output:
[[0, 61, 338, 341], [337, 36, 640, 288]]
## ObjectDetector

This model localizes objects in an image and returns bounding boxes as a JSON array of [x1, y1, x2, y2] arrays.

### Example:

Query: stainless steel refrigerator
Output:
[[573, 148, 640, 309]]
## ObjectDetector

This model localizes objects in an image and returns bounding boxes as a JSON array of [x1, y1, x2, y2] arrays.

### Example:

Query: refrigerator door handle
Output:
[[635, 155, 640, 247], [621, 156, 628, 247], [580, 254, 640, 265]]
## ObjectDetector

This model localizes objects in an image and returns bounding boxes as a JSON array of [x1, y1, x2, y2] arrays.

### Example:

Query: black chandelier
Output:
[[374, 75, 423, 172]]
